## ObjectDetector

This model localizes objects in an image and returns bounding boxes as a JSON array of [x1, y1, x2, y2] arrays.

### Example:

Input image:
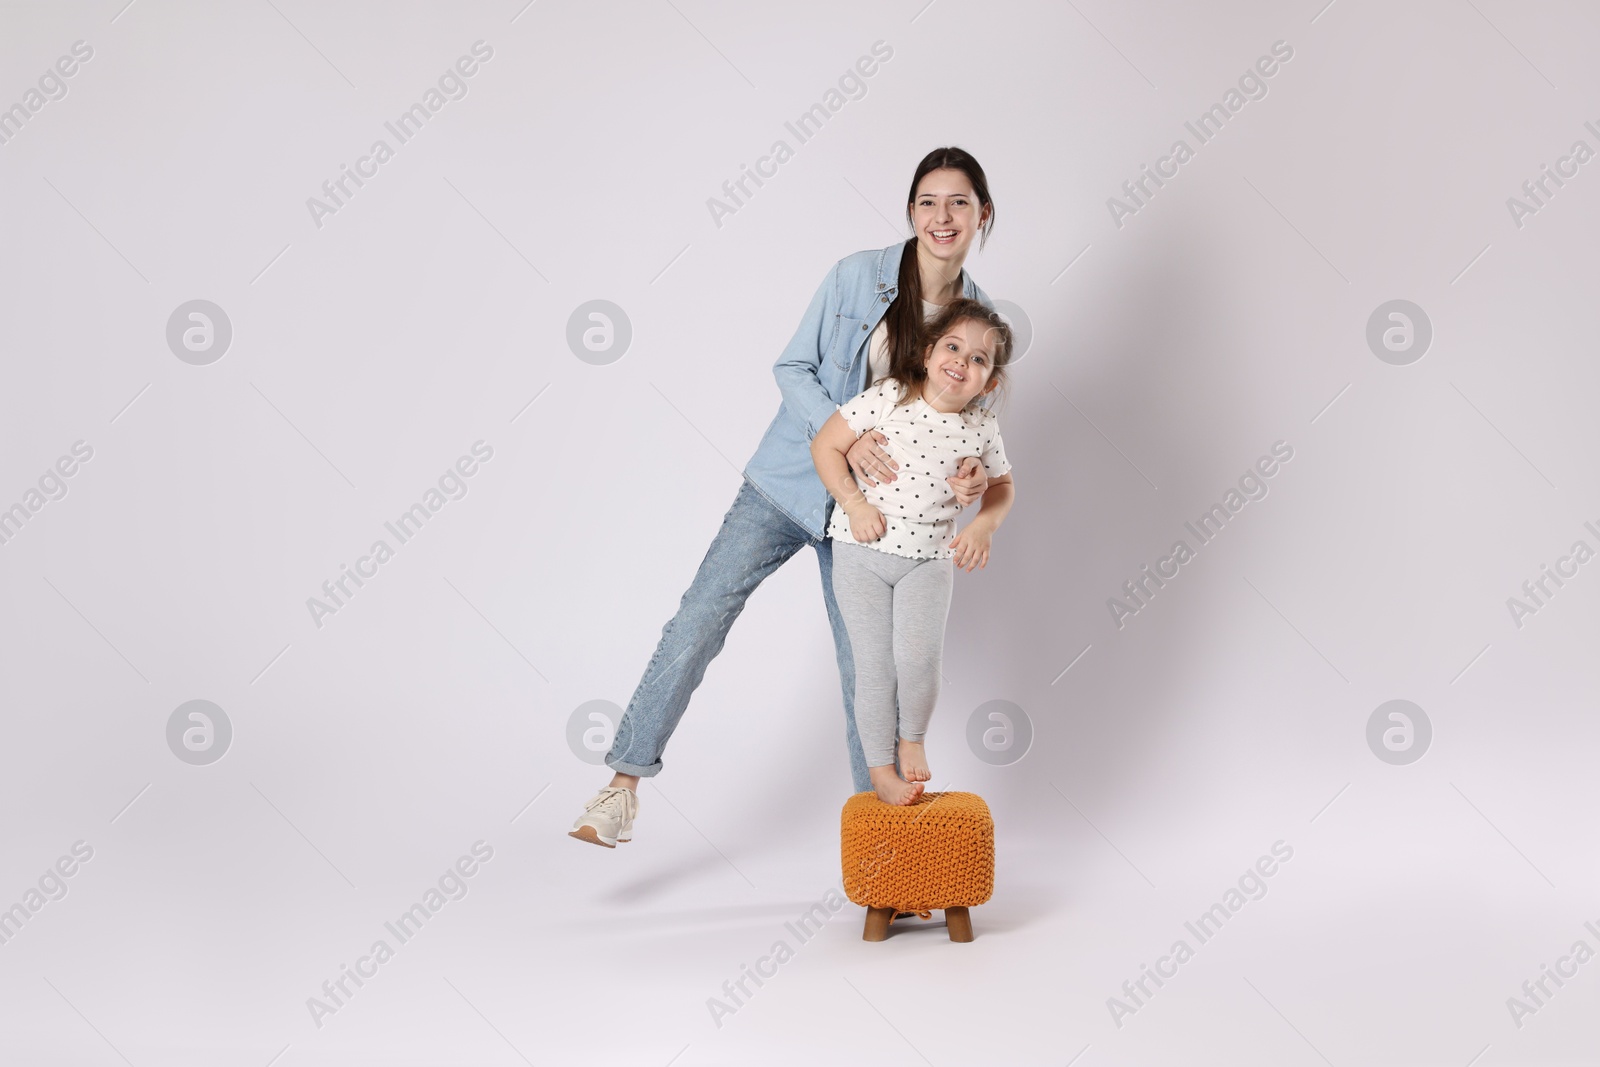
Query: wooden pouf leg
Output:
[[945, 906, 974, 942], [863, 906, 895, 941]]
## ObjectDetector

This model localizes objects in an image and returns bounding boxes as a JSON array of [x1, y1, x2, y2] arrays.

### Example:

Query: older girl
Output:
[[571, 148, 1000, 847]]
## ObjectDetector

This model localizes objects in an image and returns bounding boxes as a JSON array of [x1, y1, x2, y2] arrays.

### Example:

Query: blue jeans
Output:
[[607, 477, 874, 794]]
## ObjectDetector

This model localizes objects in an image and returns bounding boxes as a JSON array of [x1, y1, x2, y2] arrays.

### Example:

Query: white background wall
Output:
[[3, 1, 1599, 1064]]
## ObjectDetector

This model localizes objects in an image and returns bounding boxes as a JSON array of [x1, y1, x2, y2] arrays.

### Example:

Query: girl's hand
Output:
[[847, 501, 886, 542], [949, 521, 993, 571], [947, 457, 988, 507], [846, 430, 898, 486]]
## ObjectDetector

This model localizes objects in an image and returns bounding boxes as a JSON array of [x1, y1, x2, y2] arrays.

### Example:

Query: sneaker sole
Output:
[[568, 825, 634, 848], [569, 825, 615, 848]]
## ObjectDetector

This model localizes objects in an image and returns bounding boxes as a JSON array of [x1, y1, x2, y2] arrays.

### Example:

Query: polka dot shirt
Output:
[[827, 376, 1012, 560]]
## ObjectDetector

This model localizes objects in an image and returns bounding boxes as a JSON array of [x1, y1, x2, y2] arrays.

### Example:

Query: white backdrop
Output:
[[3, 1, 1600, 1064]]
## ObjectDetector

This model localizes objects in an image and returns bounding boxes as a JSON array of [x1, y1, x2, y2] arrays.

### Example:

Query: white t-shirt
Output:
[[826, 377, 1011, 560], [866, 298, 945, 385]]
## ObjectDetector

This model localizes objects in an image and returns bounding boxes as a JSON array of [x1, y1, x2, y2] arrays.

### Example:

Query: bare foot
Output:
[[897, 738, 930, 783], [869, 765, 924, 805]]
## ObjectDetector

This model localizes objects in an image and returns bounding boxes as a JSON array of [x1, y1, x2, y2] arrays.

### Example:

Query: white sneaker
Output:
[[569, 786, 638, 848]]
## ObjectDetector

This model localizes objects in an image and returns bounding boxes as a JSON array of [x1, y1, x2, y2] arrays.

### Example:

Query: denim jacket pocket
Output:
[[832, 315, 867, 369]]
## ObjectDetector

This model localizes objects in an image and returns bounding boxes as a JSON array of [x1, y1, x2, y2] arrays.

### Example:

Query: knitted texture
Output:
[[840, 791, 994, 911]]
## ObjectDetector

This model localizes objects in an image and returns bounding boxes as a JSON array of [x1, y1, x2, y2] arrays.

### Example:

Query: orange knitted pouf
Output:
[[840, 790, 994, 942]]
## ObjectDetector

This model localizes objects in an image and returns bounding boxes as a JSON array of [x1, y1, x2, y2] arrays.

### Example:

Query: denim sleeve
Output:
[[772, 261, 842, 441]]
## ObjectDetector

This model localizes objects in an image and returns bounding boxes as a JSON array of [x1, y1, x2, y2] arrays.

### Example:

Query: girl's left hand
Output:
[[949, 522, 993, 572]]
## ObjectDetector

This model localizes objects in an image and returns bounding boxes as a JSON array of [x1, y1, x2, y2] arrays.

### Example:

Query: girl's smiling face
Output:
[[910, 168, 990, 263], [921, 317, 998, 411]]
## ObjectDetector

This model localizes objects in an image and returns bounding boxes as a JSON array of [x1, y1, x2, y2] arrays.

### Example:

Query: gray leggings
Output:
[[829, 539, 954, 769]]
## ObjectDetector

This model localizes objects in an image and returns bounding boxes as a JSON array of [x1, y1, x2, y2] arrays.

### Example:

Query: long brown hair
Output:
[[889, 297, 1013, 411], [881, 147, 997, 386]]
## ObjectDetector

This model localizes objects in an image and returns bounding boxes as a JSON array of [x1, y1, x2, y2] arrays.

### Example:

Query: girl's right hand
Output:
[[845, 430, 898, 486], [847, 502, 886, 542]]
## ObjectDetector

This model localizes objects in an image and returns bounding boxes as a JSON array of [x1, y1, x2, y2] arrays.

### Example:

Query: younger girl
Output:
[[810, 299, 1016, 805]]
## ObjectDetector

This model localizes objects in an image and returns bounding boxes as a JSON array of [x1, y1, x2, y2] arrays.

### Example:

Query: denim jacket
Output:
[[742, 239, 993, 539]]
